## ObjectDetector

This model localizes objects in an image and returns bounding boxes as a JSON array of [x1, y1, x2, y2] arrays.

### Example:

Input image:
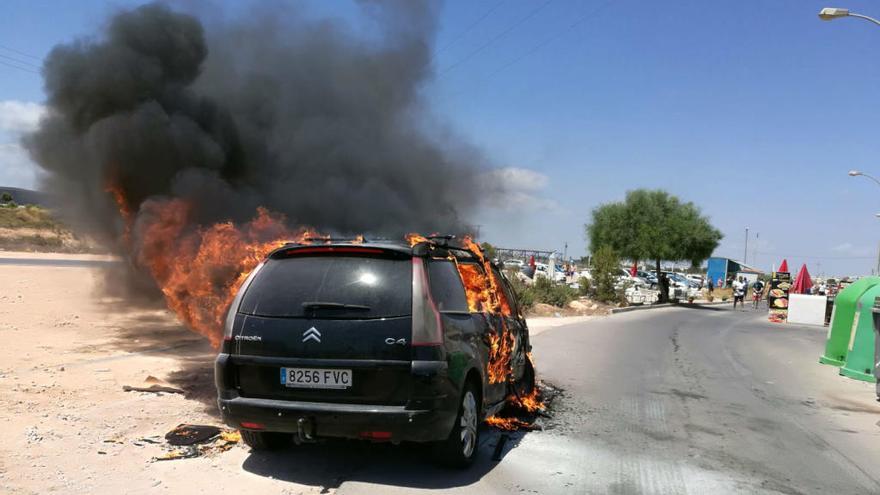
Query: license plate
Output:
[[280, 368, 352, 389]]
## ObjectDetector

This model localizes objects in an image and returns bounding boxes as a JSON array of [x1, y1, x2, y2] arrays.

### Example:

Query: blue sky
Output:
[[1, 0, 879, 276]]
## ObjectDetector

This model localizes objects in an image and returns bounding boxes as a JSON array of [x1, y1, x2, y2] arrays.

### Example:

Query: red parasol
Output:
[[777, 259, 789, 273], [791, 264, 812, 294]]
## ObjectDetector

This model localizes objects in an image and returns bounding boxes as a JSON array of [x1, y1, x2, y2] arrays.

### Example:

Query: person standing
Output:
[[752, 278, 765, 309], [733, 277, 746, 309]]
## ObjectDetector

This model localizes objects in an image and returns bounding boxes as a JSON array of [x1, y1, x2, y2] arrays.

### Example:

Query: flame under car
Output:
[[214, 238, 534, 467]]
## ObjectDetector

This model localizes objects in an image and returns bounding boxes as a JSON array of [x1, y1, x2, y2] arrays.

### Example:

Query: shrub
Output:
[[531, 276, 578, 307], [591, 245, 620, 303], [507, 274, 577, 310], [507, 275, 535, 311], [577, 276, 592, 297]]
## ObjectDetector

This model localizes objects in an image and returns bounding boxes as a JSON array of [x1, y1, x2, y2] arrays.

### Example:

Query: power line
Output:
[[0, 58, 39, 75], [753, 251, 875, 260], [484, 0, 616, 79], [0, 52, 41, 69], [0, 43, 42, 61], [434, 0, 506, 56], [439, 0, 554, 76]]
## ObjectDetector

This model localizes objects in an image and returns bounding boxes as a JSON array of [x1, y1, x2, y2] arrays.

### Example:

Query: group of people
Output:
[[705, 276, 765, 309], [730, 276, 766, 310]]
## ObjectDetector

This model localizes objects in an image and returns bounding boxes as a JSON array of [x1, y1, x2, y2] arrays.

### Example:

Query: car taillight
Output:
[[411, 258, 443, 346], [223, 261, 265, 342], [359, 431, 392, 440], [240, 421, 265, 430]]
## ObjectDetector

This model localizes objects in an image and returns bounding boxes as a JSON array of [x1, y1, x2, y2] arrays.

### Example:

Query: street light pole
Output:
[[849, 171, 880, 275], [819, 8, 880, 27], [744, 227, 749, 265]]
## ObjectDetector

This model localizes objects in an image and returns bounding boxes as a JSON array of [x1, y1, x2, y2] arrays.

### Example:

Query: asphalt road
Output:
[[240, 305, 880, 494]]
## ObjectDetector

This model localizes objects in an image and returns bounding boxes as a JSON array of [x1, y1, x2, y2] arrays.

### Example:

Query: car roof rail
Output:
[[298, 236, 367, 244], [425, 234, 457, 247]]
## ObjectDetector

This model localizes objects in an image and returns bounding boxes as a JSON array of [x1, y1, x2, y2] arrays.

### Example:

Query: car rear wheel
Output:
[[434, 382, 480, 468], [512, 355, 536, 399], [240, 430, 292, 450]]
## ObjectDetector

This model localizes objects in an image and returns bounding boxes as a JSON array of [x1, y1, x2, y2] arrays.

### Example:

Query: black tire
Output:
[[239, 430, 292, 450], [433, 381, 480, 468], [512, 356, 536, 399]]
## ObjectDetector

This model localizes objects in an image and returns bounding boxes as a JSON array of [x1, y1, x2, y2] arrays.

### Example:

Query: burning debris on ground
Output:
[[152, 425, 241, 462], [122, 375, 184, 394], [484, 381, 563, 432]]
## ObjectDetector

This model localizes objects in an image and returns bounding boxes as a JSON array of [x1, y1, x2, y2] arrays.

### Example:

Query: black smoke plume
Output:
[[26, 1, 485, 250]]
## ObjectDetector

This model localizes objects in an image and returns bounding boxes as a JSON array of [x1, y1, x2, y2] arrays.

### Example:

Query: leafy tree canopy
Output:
[[586, 189, 722, 266]]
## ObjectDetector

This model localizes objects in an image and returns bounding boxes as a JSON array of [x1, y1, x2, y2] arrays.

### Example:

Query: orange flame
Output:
[[125, 197, 320, 348], [406, 233, 429, 246], [484, 416, 533, 431], [453, 236, 516, 384], [105, 182, 134, 244], [105, 190, 546, 424]]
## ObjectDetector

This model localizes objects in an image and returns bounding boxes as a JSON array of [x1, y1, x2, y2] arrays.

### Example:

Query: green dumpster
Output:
[[839, 285, 880, 382], [819, 277, 880, 366]]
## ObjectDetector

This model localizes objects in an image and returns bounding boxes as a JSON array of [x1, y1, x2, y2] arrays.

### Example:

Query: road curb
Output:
[[611, 300, 731, 314]]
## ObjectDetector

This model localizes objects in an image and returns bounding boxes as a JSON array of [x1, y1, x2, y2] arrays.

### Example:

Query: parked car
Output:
[[664, 272, 699, 289], [215, 240, 534, 467], [617, 268, 649, 288], [636, 270, 658, 288], [502, 259, 524, 269], [535, 263, 566, 282]]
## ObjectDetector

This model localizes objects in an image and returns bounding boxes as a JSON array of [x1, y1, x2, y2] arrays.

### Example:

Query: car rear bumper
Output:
[[217, 395, 455, 442], [215, 353, 459, 443]]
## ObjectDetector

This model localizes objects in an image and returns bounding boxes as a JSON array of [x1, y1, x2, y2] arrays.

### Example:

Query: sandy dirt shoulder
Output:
[[0, 250, 117, 261], [0, 264, 321, 494]]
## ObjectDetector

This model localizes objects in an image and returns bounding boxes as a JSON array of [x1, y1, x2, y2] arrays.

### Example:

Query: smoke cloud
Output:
[[26, 1, 486, 247]]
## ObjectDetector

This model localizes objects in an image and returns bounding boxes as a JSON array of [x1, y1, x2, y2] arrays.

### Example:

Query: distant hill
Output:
[[0, 187, 51, 207]]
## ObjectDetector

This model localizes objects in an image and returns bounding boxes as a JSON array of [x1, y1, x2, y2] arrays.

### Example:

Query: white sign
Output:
[[787, 294, 827, 326]]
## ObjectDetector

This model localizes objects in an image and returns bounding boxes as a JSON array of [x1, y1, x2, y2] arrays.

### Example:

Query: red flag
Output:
[[778, 259, 789, 273], [529, 255, 536, 269]]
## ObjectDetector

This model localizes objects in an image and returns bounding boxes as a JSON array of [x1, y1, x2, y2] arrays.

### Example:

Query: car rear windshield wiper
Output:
[[301, 301, 371, 311]]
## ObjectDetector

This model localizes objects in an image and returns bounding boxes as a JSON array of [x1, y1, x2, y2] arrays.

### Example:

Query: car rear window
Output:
[[238, 255, 412, 318]]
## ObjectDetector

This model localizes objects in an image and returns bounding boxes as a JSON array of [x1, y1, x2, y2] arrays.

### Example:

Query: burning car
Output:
[[214, 236, 535, 467]]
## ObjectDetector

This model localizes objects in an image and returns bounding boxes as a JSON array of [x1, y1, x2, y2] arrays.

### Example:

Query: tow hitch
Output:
[[294, 417, 316, 444]]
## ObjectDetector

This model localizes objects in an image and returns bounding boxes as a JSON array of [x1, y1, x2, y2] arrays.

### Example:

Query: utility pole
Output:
[[876, 240, 880, 276], [753, 232, 759, 267], [744, 227, 749, 265], [563, 241, 568, 264]]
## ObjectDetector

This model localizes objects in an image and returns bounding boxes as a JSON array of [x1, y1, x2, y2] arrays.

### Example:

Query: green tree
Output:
[[586, 189, 722, 303], [591, 245, 620, 303], [480, 241, 497, 260], [1, 192, 12, 203]]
